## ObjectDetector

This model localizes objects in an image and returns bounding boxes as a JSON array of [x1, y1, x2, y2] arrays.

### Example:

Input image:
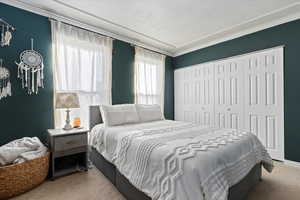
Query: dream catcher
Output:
[[0, 18, 15, 47], [15, 38, 44, 95], [0, 59, 12, 100]]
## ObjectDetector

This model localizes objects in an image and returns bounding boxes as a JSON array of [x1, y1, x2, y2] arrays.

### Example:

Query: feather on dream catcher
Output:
[[0, 18, 15, 47], [0, 59, 12, 100], [15, 38, 44, 95]]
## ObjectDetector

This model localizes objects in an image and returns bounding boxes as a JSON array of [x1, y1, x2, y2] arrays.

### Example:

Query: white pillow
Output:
[[122, 104, 140, 124], [136, 104, 164, 122], [100, 104, 139, 126]]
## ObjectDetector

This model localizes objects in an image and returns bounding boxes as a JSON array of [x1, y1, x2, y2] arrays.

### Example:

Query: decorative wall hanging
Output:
[[0, 18, 15, 47], [0, 59, 12, 100], [15, 38, 44, 95]]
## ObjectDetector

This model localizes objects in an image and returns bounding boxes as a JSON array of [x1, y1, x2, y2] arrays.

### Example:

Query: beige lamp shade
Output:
[[55, 92, 80, 109]]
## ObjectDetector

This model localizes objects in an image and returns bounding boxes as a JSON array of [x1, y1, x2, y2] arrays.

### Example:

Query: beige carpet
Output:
[[12, 162, 300, 200]]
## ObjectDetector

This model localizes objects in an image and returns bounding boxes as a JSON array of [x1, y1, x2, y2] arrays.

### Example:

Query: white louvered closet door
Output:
[[194, 63, 215, 126], [244, 48, 284, 161], [174, 47, 284, 161], [214, 58, 245, 129], [174, 67, 185, 121], [174, 64, 214, 126]]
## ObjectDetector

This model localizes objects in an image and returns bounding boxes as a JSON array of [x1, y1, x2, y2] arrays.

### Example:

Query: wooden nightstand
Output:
[[47, 128, 89, 179]]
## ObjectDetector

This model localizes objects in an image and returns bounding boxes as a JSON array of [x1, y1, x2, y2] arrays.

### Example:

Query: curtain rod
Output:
[[49, 18, 114, 40], [49, 18, 167, 57], [0, 18, 16, 30], [130, 44, 167, 57]]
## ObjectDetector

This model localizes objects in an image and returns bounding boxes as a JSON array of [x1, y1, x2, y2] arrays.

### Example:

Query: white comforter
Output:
[[90, 120, 273, 200]]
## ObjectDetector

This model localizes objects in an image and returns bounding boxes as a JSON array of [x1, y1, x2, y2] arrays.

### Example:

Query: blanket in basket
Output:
[[0, 137, 47, 166]]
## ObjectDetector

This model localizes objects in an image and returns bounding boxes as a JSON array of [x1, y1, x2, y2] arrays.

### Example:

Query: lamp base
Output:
[[63, 124, 73, 130], [63, 109, 73, 130]]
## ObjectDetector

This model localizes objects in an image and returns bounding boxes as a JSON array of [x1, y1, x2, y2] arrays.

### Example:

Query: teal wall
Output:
[[174, 19, 300, 162], [0, 3, 54, 145], [0, 3, 174, 145], [164, 56, 174, 120], [112, 40, 135, 105]]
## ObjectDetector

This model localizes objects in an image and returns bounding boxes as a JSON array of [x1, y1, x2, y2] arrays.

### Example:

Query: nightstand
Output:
[[47, 128, 89, 179]]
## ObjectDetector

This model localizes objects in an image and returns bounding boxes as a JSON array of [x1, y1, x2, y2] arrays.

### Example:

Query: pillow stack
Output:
[[100, 104, 164, 126]]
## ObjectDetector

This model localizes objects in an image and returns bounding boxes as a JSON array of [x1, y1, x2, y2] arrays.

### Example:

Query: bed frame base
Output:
[[90, 147, 261, 200]]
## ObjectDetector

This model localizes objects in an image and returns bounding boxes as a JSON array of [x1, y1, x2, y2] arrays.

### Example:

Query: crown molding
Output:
[[2, 0, 300, 58], [174, 2, 300, 57], [0, 0, 175, 56]]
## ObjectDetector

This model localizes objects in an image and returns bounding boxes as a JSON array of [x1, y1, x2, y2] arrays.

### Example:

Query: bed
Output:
[[88, 105, 273, 200]]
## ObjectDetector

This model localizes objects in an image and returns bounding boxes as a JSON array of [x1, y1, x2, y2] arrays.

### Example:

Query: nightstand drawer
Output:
[[54, 134, 87, 151]]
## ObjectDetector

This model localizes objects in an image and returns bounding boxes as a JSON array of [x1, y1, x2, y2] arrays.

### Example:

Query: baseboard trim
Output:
[[284, 160, 300, 168]]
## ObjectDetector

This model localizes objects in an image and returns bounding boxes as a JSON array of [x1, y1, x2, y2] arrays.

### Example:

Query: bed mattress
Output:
[[89, 120, 273, 200]]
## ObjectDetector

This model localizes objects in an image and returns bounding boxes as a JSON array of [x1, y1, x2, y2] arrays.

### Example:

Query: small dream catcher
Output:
[[0, 18, 15, 47], [0, 59, 12, 100], [15, 38, 44, 95]]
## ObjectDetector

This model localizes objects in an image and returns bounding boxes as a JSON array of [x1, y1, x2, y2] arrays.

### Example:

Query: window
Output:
[[134, 47, 165, 110], [51, 21, 113, 128]]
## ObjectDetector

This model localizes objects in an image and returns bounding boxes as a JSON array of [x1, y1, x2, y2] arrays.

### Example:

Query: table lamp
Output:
[[55, 92, 80, 130]]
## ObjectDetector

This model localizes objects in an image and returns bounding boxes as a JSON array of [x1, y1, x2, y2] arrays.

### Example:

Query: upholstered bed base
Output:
[[89, 147, 262, 200]]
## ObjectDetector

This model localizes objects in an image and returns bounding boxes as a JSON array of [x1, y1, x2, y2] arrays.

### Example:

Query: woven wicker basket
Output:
[[0, 152, 50, 200]]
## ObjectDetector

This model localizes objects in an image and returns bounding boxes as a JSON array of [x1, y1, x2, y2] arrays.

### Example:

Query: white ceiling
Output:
[[2, 0, 300, 56]]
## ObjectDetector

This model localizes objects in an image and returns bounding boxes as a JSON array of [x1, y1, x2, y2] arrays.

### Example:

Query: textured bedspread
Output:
[[90, 120, 273, 200]]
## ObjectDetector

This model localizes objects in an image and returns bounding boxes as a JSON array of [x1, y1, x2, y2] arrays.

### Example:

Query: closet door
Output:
[[244, 47, 284, 161], [174, 68, 185, 121], [174, 64, 214, 126], [214, 58, 245, 129], [175, 67, 195, 122], [193, 63, 215, 126]]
